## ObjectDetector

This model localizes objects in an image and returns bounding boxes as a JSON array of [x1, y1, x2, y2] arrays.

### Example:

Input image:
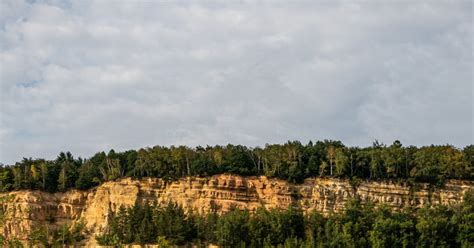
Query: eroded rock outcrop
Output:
[[1, 174, 473, 245]]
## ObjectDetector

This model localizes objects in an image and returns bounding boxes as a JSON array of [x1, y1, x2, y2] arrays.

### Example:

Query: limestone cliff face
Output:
[[1, 174, 473, 245]]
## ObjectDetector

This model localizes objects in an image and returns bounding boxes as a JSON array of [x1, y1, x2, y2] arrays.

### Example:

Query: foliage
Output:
[[370, 207, 416, 248], [215, 208, 250, 246], [97, 201, 195, 246], [1, 140, 472, 193], [94, 191, 474, 247], [453, 189, 474, 247], [415, 205, 457, 247], [1, 140, 472, 246]]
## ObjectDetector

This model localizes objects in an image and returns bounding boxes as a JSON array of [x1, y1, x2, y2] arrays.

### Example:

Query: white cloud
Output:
[[0, 0, 472, 164]]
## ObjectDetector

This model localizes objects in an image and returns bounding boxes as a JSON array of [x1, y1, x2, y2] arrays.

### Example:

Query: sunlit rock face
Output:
[[1, 174, 473, 245]]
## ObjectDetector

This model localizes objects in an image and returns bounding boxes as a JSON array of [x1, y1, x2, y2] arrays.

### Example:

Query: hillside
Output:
[[1, 174, 473, 246]]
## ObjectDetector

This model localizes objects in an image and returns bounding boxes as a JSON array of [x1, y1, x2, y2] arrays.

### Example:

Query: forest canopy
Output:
[[0, 140, 473, 193]]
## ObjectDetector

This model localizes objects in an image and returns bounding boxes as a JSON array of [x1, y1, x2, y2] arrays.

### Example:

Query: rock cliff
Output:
[[1, 174, 473, 246]]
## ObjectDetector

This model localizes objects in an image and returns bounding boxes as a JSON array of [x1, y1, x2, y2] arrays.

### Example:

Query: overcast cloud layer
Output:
[[0, 0, 472, 164]]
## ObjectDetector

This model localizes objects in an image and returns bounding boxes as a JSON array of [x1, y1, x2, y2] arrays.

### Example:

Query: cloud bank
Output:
[[0, 0, 472, 164]]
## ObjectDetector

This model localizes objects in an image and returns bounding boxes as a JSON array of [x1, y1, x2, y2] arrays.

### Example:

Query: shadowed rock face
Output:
[[1, 174, 473, 245]]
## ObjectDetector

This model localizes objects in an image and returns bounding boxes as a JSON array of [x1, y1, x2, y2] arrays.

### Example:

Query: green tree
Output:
[[327, 146, 336, 176], [452, 190, 474, 247], [0, 168, 12, 192], [440, 146, 470, 180], [248, 208, 272, 247], [410, 146, 444, 183], [306, 210, 326, 246], [383, 141, 404, 178], [56, 152, 79, 192], [334, 148, 349, 177], [369, 206, 415, 248], [416, 205, 457, 247], [215, 208, 250, 246]]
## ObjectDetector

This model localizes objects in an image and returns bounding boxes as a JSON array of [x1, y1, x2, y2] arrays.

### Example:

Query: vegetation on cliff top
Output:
[[0, 140, 473, 193]]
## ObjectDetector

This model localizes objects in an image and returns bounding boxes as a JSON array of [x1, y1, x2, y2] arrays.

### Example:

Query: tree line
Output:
[[94, 191, 474, 248], [0, 140, 473, 193]]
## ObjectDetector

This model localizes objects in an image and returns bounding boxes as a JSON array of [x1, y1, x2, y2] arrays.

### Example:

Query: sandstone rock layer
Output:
[[1, 174, 473, 245]]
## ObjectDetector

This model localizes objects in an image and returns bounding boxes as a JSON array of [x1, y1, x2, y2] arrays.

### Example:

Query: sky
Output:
[[0, 0, 472, 164]]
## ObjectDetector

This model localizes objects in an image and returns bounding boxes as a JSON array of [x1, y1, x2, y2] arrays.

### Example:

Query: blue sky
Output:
[[0, 0, 472, 164]]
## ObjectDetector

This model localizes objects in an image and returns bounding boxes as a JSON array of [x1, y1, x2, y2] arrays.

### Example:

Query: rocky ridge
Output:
[[1, 174, 473, 246]]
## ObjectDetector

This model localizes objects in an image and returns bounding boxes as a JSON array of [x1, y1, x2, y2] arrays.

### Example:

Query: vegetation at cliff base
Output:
[[95, 191, 474, 248], [0, 140, 472, 193]]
